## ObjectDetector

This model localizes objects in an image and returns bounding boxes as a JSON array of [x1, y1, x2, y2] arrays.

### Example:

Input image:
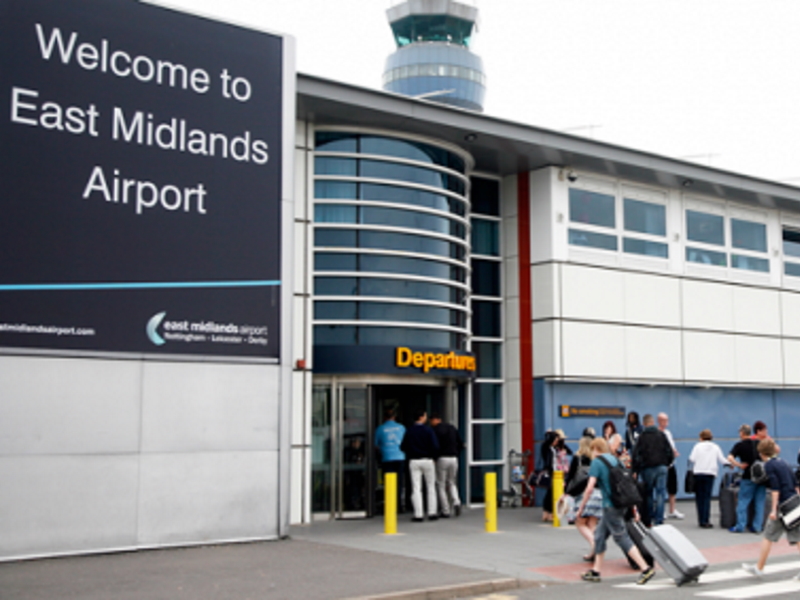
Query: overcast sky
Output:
[[153, 0, 800, 184]]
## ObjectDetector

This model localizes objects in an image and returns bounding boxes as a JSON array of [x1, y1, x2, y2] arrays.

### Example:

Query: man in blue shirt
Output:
[[577, 437, 655, 585], [375, 408, 406, 514], [742, 438, 800, 579]]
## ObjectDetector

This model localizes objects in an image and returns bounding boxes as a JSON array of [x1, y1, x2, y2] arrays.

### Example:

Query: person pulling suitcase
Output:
[[742, 438, 800, 580], [576, 437, 655, 585]]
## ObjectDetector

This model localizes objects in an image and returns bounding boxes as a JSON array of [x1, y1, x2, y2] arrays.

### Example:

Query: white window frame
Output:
[[566, 178, 670, 268], [683, 197, 771, 282]]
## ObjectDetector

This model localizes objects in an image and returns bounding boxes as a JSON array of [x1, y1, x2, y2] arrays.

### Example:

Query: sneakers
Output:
[[742, 563, 764, 578], [581, 570, 601, 582], [454, 505, 461, 517], [729, 526, 744, 533], [637, 567, 656, 585], [667, 510, 685, 520]]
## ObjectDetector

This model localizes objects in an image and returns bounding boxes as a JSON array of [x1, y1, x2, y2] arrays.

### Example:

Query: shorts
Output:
[[764, 515, 800, 545], [593, 506, 633, 556], [667, 465, 678, 496]]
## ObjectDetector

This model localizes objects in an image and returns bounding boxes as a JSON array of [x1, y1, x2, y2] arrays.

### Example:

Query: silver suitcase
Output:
[[634, 522, 708, 586]]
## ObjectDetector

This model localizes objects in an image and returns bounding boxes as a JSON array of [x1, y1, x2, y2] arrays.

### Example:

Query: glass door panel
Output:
[[340, 387, 368, 515], [311, 385, 333, 514]]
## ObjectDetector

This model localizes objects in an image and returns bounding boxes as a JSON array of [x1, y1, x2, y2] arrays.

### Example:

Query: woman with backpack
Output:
[[567, 435, 604, 561]]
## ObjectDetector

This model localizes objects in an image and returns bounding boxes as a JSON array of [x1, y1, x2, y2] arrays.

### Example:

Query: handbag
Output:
[[566, 464, 590, 497], [684, 469, 696, 494], [684, 458, 696, 494], [779, 494, 800, 530]]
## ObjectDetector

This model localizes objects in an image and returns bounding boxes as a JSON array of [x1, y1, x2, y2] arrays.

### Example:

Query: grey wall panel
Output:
[[137, 451, 278, 546], [0, 357, 142, 455], [140, 362, 280, 453], [0, 455, 139, 558]]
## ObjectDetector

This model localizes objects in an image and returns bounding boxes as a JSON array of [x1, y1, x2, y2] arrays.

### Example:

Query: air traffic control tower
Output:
[[382, 0, 486, 112]]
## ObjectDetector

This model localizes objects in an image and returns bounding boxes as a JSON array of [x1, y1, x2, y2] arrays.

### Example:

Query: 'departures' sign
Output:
[[0, 0, 289, 359]]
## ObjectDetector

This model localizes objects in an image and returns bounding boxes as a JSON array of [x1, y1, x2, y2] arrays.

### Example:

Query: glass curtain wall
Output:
[[468, 176, 504, 502], [313, 130, 471, 352]]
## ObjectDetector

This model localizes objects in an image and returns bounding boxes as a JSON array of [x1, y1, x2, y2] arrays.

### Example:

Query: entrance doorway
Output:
[[311, 382, 446, 519]]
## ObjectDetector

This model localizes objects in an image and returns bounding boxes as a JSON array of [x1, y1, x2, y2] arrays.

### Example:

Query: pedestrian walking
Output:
[[400, 409, 439, 522], [631, 413, 673, 526], [576, 438, 655, 585], [659, 412, 684, 520], [602, 420, 617, 443], [625, 411, 643, 452], [429, 412, 464, 518], [567, 436, 603, 561], [375, 408, 407, 513], [727, 424, 766, 533], [688, 429, 730, 528], [537, 430, 559, 522], [742, 438, 800, 579]]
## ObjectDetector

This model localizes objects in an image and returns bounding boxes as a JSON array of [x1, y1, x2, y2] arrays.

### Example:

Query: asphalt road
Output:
[[463, 556, 800, 600]]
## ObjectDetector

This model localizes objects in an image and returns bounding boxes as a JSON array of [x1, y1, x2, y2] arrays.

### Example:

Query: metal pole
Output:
[[384, 472, 397, 535], [552, 470, 564, 527], [485, 472, 497, 533]]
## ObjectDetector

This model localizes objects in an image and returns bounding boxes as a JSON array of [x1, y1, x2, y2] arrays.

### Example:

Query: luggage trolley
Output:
[[501, 449, 533, 507]]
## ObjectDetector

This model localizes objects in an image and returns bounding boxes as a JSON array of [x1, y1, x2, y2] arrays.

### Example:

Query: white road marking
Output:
[[614, 560, 800, 591], [696, 580, 800, 598]]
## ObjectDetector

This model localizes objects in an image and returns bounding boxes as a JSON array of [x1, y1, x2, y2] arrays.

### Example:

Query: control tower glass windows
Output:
[[390, 15, 474, 47]]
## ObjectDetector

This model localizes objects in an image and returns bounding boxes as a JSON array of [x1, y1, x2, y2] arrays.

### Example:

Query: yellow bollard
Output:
[[485, 472, 498, 533], [552, 470, 564, 527], [385, 472, 397, 535]]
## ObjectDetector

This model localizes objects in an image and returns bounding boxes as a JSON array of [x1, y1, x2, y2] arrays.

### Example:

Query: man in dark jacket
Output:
[[400, 409, 439, 522], [631, 413, 674, 526], [430, 413, 464, 518]]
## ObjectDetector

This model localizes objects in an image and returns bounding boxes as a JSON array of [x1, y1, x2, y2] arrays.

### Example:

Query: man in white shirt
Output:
[[658, 412, 684, 520]]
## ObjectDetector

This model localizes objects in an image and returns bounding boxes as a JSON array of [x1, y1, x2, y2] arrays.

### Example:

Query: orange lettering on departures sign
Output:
[[394, 347, 476, 374]]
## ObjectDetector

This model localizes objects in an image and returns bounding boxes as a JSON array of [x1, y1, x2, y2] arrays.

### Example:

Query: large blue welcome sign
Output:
[[0, 0, 288, 359]]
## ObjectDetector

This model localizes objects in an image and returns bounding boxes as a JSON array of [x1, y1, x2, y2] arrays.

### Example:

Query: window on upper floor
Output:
[[685, 204, 769, 273], [783, 228, 800, 277], [686, 209, 727, 266], [568, 186, 668, 258], [623, 198, 668, 258], [730, 219, 769, 272]]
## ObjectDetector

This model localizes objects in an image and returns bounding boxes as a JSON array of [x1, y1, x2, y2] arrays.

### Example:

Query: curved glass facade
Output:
[[313, 131, 471, 354]]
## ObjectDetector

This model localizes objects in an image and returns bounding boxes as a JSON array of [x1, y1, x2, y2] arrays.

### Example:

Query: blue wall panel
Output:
[[532, 380, 800, 502]]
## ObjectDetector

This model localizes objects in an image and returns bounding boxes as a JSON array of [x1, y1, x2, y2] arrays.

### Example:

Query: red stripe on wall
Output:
[[517, 172, 535, 477]]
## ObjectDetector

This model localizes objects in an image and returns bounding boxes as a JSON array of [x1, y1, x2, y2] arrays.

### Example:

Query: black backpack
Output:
[[750, 440, 769, 485], [598, 455, 642, 509]]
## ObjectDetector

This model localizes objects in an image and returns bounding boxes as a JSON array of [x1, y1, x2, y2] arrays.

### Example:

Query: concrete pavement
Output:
[[2, 500, 795, 600]]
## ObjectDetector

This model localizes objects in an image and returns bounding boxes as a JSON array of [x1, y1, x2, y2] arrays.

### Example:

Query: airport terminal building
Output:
[[3, 0, 800, 559]]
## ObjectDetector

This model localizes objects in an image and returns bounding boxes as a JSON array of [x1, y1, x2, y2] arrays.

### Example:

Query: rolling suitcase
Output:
[[632, 522, 708, 586], [719, 472, 738, 529], [626, 520, 654, 569]]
